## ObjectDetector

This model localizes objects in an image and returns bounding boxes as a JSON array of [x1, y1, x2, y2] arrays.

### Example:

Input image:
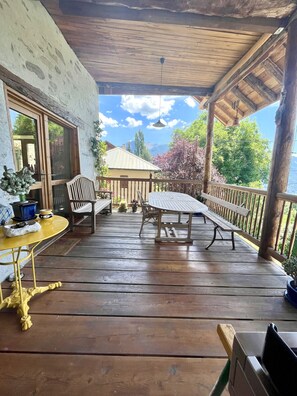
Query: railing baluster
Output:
[[281, 202, 293, 255], [274, 201, 286, 251], [287, 208, 297, 257]]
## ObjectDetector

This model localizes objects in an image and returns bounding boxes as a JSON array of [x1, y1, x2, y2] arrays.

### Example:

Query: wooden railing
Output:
[[97, 176, 297, 259], [97, 176, 203, 205], [208, 182, 297, 260]]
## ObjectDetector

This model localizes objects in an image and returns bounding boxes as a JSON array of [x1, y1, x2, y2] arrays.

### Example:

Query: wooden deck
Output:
[[1, 212, 297, 395]]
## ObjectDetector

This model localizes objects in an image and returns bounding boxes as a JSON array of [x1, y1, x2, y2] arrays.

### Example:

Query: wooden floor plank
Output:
[[21, 267, 287, 288], [0, 354, 229, 396], [19, 290, 297, 320], [1, 315, 296, 357], [34, 255, 284, 275], [1, 281, 285, 297]]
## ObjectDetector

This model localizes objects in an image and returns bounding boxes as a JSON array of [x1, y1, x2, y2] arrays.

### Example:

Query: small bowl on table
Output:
[[39, 209, 53, 219]]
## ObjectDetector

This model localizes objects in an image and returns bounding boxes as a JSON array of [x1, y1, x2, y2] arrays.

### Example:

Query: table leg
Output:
[[0, 246, 62, 331]]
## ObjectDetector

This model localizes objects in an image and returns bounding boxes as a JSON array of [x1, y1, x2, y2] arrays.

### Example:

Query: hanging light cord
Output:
[[158, 57, 165, 119]]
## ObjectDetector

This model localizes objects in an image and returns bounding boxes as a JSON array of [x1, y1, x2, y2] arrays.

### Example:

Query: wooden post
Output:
[[203, 102, 215, 193], [149, 173, 153, 193], [259, 18, 297, 259]]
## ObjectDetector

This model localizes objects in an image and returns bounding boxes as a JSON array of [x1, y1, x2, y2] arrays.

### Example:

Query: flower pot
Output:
[[284, 278, 297, 308], [10, 200, 38, 221]]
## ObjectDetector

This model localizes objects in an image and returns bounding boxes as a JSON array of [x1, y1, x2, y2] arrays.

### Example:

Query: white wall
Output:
[[0, 0, 99, 280]]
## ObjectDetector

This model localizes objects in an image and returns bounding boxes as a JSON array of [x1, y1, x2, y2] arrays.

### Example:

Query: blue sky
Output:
[[98, 95, 297, 153]]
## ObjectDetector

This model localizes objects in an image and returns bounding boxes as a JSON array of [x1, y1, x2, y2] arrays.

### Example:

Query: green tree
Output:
[[90, 121, 108, 176], [134, 130, 152, 161], [173, 113, 271, 186], [13, 114, 36, 136]]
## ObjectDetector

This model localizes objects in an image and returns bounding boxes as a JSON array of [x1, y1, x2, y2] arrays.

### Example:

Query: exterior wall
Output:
[[0, 0, 98, 186], [0, 0, 99, 280], [107, 169, 153, 179]]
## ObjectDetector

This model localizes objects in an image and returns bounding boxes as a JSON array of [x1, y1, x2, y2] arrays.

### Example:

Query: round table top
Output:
[[0, 215, 69, 250]]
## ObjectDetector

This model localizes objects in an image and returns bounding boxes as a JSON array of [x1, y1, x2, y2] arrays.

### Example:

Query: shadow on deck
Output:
[[0, 213, 296, 395]]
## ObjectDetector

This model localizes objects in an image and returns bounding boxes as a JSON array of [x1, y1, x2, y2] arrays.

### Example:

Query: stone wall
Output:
[[0, 0, 99, 280], [0, 0, 99, 186]]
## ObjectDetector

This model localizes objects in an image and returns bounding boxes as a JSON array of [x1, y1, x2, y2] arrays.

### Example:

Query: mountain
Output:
[[147, 143, 169, 157]]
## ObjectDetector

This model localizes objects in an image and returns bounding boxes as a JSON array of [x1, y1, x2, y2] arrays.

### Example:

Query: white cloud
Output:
[[184, 97, 196, 108], [167, 119, 180, 128], [126, 117, 143, 128], [101, 130, 108, 137], [121, 95, 175, 120], [99, 112, 119, 128]]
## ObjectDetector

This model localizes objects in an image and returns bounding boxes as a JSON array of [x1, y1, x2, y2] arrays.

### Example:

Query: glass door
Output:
[[8, 89, 80, 215], [9, 108, 48, 211]]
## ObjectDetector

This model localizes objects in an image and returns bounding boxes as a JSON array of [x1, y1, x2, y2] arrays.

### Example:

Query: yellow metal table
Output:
[[0, 215, 68, 331]]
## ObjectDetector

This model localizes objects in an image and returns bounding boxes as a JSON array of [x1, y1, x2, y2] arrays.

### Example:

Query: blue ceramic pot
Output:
[[11, 200, 37, 221], [284, 278, 297, 308]]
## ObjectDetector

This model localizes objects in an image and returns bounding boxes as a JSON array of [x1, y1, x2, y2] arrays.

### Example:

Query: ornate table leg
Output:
[[0, 245, 62, 331]]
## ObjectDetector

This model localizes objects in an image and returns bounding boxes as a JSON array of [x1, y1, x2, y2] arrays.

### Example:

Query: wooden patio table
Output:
[[0, 215, 68, 331], [148, 192, 208, 243]]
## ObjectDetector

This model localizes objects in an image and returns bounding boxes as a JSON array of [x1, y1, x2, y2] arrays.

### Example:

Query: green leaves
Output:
[[0, 166, 35, 196], [91, 121, 108, 176], [173, 113, 271, 187]]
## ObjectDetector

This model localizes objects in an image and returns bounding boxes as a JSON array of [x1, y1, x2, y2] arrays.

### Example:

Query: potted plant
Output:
[[131, 199, 138, 213], [118, 200, 127, 213], [0, 166, 37, 221], [282, 256, 297, 308]]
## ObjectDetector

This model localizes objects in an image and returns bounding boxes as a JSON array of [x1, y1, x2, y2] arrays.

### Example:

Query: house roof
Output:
[[105, 147, 160, 172], [41, 0, 297, 125]]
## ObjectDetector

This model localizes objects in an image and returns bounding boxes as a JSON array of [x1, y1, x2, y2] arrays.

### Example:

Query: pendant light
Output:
[[153, 57, 166, 128]]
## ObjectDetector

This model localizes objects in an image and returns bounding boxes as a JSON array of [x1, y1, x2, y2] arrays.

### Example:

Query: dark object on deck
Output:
[[262, 323, 297, 396]]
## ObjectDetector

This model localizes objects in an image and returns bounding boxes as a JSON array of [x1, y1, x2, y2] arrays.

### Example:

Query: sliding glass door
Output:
[[7, 89, 79, 215]]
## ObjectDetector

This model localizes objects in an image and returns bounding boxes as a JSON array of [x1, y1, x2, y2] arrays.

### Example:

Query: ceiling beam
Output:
[[206, 30, 287, 105], [231, 87, 258, 112], [59, 0, 286, 34], [263, 58, 284, 84], [244, 74, 279, 103], [98, 82, 213, 96]]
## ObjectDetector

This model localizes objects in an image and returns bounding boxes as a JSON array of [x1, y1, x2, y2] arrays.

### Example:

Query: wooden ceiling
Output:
[[41, 0, 297, 125]]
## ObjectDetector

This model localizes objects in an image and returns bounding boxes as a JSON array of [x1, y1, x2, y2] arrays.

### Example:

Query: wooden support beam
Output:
[[259, 18, 297, 259], [231, 87, 257, 112], [206, 31, 286, 105], [203, 102, 215, 193], [58, 0, 286, 34], [263, 58, 284, 84], [98, 82, 213, 96], [244, 74, 279, 103]]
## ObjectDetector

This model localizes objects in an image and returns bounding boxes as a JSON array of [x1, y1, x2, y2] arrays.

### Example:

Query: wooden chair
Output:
[[138, 191, 159, 237], [66, 175, 112, 233]]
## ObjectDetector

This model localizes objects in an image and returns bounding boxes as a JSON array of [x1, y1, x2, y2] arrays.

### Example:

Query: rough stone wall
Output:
[[0, 0, 98, 185], [0, 0, 99, 280]]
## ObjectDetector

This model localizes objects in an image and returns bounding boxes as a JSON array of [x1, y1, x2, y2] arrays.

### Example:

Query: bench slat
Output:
[[201, 192, 249, 217], [204, 211, 241, 231]]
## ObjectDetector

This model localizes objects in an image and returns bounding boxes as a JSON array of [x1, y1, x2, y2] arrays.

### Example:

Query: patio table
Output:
[[148, 192, 208, 243], [0, 215, 68, 331]]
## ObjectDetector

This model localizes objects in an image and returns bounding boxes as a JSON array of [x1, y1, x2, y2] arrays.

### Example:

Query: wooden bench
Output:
[[201, 192, 250, 250], [66, 175, 112, 233]]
